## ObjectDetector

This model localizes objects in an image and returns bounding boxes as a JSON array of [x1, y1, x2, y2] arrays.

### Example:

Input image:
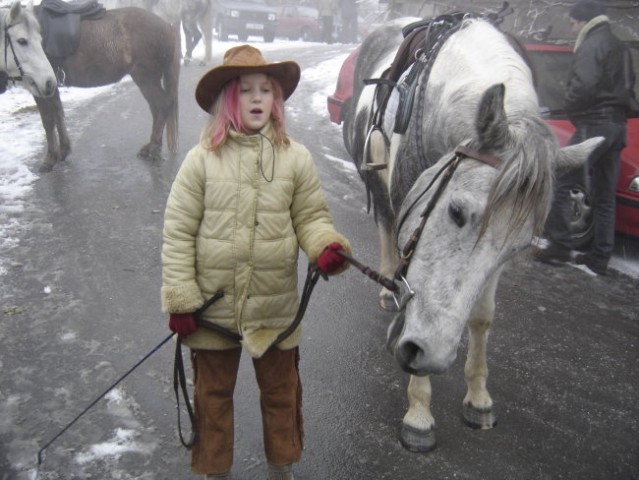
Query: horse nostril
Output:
[[399, 341, 422, 366]]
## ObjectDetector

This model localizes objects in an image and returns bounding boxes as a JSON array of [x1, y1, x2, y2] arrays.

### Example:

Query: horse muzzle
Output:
[[387, 310, 455, 376]]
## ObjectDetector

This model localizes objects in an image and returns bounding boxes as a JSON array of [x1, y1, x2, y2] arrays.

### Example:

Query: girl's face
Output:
[[239, 73, 274, 133]]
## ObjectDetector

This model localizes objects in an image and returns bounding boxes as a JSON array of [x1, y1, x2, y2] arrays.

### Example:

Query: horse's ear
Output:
[[9, 1, 22, 20], [475, 83, 509, 151], [555, 136, 603, 174]]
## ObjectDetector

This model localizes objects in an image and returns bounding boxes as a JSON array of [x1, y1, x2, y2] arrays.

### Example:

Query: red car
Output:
[[327, 42, 639, 242], [275, 5, 321, 42]]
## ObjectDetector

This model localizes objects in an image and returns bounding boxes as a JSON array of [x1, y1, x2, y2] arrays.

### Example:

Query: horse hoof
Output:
[[462, 403, 497, 429], [379, 293, 398, 312], [39, 163, 54, 173], [137, 145, 163, 162], [400, 423, 436, 453]]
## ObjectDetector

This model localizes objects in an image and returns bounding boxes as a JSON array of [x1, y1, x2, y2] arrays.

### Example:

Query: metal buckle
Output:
[[393, 275, 415, 311]]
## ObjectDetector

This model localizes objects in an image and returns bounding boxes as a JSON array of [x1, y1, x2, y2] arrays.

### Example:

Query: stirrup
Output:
[[361, 125, 389, 171]]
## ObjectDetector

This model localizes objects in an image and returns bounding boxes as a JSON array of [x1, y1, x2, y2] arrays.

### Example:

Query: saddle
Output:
[[38, 0, 106, 60], [362, 3, 513, 171], [361, 13, 468, 171]]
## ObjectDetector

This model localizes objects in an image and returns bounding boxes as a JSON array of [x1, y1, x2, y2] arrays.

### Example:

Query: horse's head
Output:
[[1, 1, 56, 97], [387, 83, 602, 376]]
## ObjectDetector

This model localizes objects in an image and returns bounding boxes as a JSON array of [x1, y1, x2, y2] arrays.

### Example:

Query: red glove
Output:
[[169, 313, 197, 337], [316, 242, 346, 274]]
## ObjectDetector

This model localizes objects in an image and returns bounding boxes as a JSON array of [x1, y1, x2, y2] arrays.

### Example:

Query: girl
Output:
[[161, 44, 351, 480]]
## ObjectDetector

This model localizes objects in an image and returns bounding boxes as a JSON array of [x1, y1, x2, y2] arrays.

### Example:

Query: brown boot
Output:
[[267, 463, 294, 480]]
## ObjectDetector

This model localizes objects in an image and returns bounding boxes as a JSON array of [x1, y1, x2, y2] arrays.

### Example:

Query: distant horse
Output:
[[181, 0, 213, 65], [348, 16, 602, 452], [0, 2, 56, 98], [34, 4, 180, 172], [103, 0, 214, 65]]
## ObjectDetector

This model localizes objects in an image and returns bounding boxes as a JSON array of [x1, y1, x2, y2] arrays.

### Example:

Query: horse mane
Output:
[[479, 115, 556, 244]]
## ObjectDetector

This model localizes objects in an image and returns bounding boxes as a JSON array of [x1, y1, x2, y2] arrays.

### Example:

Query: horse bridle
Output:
[[2, 18, 26, 88], [338, 144, 503, 311]]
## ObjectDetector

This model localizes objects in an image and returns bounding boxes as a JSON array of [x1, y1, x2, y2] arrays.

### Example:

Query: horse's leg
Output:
[[34, 90, 71, 172], [377, 217, 398, 311], [199, 2, 213, 65], [131, 63, 175, 161], [376, 170, 399, 311], [462, 269, 500, 429], [181, 21, 192, 65], [400, 375, 437, 452], [132, 77, 164, 161]]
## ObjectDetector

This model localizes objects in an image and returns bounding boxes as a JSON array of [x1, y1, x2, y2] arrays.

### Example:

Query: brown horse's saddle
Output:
[[38, 0, 106, 59]]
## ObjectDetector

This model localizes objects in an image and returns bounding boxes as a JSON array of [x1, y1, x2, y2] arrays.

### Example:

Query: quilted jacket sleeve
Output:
[[290, 145, 352, 273], [161, 147, 206, 313]]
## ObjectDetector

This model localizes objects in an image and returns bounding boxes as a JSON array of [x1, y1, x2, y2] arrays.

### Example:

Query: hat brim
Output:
[[195, 61, 301, 113]]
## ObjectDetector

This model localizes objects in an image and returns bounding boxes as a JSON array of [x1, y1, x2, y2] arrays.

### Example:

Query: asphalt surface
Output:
[[1, 42, 638, 480]]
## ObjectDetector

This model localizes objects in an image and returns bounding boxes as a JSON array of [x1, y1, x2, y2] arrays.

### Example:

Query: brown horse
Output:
[[35, 6, 180, 172]]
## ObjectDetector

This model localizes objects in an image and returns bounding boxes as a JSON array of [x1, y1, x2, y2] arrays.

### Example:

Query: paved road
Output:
[[1, 42, 637, 480]]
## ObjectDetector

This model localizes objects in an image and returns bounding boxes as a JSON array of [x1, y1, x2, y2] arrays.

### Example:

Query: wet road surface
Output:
[[1, 43, 637, 480]]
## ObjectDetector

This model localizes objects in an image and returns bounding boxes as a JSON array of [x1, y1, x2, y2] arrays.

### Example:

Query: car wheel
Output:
[[569, 183, 594, 248], [239, 33, 248, 41], [301, 27, 311, 42], [264, 32, 275, 43], [217, 19, 228, 41]]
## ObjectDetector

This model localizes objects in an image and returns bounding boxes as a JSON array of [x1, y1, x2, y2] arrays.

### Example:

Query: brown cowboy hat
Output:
[[195, 44, 301, 113]]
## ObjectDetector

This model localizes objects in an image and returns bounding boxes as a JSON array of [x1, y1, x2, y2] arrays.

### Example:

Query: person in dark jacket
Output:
[[534, 0, 631, 275]]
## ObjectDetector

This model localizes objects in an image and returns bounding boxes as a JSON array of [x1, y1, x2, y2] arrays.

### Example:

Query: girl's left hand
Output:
[[317, 242, 346, 274]]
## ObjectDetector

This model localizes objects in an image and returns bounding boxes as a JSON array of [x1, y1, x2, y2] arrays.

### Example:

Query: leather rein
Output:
[[174, 263, 325, 448]]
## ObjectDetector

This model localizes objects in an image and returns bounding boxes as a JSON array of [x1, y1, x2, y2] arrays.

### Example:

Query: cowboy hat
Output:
[[195, 44, 301, 113]]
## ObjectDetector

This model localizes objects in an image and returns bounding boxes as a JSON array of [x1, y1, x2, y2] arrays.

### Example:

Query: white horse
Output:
[[348, 16, 602, 452], [0, 1, 56, 98]]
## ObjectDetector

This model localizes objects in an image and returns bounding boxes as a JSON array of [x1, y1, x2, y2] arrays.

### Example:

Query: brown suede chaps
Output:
[[190, 347, 303, 475]]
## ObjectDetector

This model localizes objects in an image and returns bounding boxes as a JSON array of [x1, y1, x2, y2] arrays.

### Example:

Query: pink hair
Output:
[[203, 76, 289, 152]]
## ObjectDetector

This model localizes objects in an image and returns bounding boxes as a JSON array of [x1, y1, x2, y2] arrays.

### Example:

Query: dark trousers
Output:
[[190, 347, 303, 475], [321, 15, 333, 43], [545, 121, 626, 263]]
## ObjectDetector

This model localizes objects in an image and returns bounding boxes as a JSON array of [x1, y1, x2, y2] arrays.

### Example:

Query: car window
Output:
[[527, 49, 572, 116], [299, 7, 318, 19]]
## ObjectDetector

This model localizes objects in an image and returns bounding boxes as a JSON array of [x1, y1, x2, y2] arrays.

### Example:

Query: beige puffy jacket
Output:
[[161, 124, 351, 358]]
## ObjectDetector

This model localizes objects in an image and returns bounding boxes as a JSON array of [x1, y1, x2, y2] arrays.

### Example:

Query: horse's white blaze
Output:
[[1, 2, 56, 97]]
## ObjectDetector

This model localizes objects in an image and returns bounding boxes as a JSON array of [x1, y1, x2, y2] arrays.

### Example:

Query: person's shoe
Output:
[[267, 463, 295, 480], [574, 254, 608, 275], [532, 242, 571, 264], [205, 473, 229, 479]]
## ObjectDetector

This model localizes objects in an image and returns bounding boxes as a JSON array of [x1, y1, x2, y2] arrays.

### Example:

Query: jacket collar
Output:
[[228, 121, 274, 145], [574, 15, 609, 52]]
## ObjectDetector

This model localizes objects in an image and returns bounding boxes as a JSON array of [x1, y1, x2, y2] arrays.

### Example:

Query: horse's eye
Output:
[[17, 38, 28, 46], [448, 203, 466, 228]]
